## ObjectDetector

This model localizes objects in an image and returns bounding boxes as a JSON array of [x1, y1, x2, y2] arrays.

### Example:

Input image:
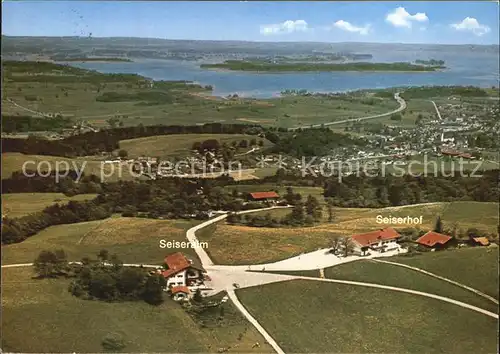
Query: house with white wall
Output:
[[351, 227, 402, 253], [160, 252, 208, 299]]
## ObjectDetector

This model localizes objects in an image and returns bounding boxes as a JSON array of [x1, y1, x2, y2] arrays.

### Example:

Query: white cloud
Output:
[[260, 20, 309, 35], [451, 17, 490, 36], [386, 7, 429, 28], [333, 20, 371, 35]]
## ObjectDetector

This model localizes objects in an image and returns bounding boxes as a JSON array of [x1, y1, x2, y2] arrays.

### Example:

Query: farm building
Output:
[[170, 286, 191, 301], [160, 252, 209, 299], [472, 237, 490, 246], [351, 227, 401, 253], [416, 231, 454, 249], [247, 191, 280, 203]]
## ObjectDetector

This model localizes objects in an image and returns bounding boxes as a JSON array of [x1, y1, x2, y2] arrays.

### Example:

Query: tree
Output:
[[33, 249, 68, 278], [118, 149, 128, 159], [192, 141, 202, 152], [340, 237, 354, 257], [305, 195, 322, 221], [193, 288, 204, 303], [238, 140, 248, 148], [434, 216, 443, 233], [326, 198, 335, 222], [142, 274, 166, 305], [88, 271, 118, 300], [98, 249, 109, 262], [289, 202, 305, 224], [331, 235, 342, 255], [284, 187, 294, 204]]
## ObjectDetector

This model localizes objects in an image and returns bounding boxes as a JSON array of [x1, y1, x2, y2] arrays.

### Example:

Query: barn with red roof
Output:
[[416, 231, 454, 249], [248, 191, 280, 203]]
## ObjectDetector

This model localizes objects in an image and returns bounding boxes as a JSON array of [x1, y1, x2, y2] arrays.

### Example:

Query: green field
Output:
[[2, 267, 271, 353], [199, 201, 498, 265], [322, 260, 498, 312], [117, 133, 273, 159], [391, 247, 499, 300], [1, 152, 137, 181], [1, 216, 200, 265], [237, 280, 498, 353], [2, 193, 98, 218]]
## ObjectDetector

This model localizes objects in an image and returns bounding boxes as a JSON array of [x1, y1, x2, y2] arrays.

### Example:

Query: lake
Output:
[[68, 46, 499, 98]]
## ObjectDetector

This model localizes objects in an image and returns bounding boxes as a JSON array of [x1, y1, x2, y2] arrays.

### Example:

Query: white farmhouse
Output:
[[351, 227, 402, 254], [160, 252, 208, 300]]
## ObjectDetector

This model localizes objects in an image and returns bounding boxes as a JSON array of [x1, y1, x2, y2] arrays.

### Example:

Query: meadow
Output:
[[2, 267, 271, 353], [391, 247, 499, 300], [1, 152, 138, 181], [322, 259, 498, 312], [1, 216, 199, 265], [237, 280, 498, 353], [117, 133, 273, 159], [2, 192, 98, 218]]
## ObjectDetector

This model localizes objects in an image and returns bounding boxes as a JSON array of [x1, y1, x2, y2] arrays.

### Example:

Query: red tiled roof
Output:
[[459, 153, 473, 159], [473, 237, 490, 246], [162, 252, 191, 278], [249, 191, 279, 199], [416, 231, 452, 247], [351, 227, 401, 247], [171, 286, 190, 294], [441, 149, 461, 156]]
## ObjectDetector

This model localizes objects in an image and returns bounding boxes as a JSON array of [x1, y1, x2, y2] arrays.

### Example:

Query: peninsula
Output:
[[200, 60, 446, 72]]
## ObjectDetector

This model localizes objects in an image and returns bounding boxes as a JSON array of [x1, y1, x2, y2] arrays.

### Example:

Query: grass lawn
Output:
[[390, 247, 499, 300], [2, 152, 137, 181], [198, 201, 498, 265], [323, 260, 498, 313], [1, 217, 200, 265], [237, 280, 498, 353], [1, 267, 271, 353], [2, 193, 98, 218], [117, 133, 273, 159]]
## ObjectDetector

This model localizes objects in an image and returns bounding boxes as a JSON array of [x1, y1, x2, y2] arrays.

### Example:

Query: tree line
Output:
[[33, 249, 166, 305]]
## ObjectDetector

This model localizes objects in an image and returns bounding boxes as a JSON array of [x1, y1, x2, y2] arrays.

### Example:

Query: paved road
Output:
[[289, 92, 406, 130], [185, 206, 293, 268], [227, 290, 286, 354], [234, 147, 260, 157], [430, 100, 442, 120], [4, 98, 50, 117]]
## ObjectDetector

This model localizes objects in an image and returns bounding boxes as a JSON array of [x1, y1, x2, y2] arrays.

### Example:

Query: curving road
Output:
[[289, 92, 406, 131], [430, 100, 442, 120]]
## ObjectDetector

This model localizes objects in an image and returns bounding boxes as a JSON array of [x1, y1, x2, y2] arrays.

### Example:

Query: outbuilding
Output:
[[415, 231, 454, 249]]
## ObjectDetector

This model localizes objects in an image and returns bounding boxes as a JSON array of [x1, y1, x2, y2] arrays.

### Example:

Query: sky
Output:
[[2, 1, 499, 45]]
